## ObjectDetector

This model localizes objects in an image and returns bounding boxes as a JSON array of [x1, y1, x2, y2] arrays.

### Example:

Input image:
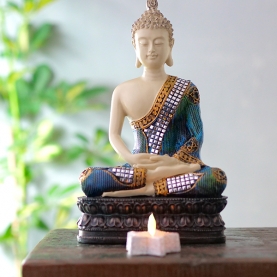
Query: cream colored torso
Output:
[[115, 76, 168, 122]]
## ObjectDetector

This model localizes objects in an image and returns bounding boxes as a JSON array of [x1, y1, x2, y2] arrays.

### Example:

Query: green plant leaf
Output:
[[45, 184, 79, 204], [24, 164, 33, 183], [76, 86, 108, 100], [33, 218, 49, 230], [0, 225, 13, 242], [55, 207, 71, 227], [35, 119, 54, 144], [32, 64, 53, 93], [0, 157, 8, 181], [66, 82, 86, 102], [18, 23, 29, 53], [18, 202, 40, 218], [70, 86, 108, 111], [0, 50, 10, 59], [16, 78, 31, 98], [47, 184, 59, 197], [16, 78, 43, 116], [0, 77, 7, 100], [8, 71, 25, 86], [65, 145, 85, 161], [57, 184, 79, 198], [2, 33, 17, 52], [7, 2, 22, 13], [94, 128, 109, 145], [85, 155, 95, 166], [0, 0, 116, 262], [23, 0, 35, 13], [34, 144, 62, 162], [30, 23, 53, 50], [96, 155, 116, 166], [43, 87, 57, 104], [33, 195, 45, 204], [76, 133, 89, 143], [35, 0, 57, 11]]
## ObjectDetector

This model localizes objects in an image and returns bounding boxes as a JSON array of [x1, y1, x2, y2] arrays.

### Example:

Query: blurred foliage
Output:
[[0, 0, 119, 276]]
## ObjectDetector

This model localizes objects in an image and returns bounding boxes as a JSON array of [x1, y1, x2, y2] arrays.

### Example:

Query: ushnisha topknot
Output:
[[131, 0, 174, 47], [147, 0, 158, 10]]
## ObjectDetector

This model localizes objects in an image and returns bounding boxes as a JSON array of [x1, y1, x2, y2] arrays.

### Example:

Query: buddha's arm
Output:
[[109, 88, 130, 161], [169, 84, 205, 167], [186, 86, 203, 149]]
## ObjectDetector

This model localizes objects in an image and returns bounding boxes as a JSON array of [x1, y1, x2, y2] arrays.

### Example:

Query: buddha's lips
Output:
[[147, 54, 158, 58]]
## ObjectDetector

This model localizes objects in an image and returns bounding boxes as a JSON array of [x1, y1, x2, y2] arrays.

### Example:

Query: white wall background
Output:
[[34, 0, 277, 228]]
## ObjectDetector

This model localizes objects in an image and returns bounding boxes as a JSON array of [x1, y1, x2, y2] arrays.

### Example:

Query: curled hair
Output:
[[131, 8, 174, 47]]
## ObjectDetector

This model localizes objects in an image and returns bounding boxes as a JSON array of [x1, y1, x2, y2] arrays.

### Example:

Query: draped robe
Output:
[[79, 76, 227, 197]]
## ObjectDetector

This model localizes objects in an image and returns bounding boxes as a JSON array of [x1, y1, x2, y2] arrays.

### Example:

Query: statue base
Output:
[[77, 196, 227, 244]]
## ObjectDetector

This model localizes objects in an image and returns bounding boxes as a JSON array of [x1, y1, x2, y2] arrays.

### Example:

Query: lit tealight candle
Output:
[[126, 213, 181, 257]]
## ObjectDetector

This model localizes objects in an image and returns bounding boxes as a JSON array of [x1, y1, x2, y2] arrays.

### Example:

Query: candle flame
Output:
[[147, 213, 156, 236]]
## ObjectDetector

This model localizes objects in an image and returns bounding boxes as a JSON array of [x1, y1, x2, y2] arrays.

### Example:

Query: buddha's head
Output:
[[131, 0, 174, 68]]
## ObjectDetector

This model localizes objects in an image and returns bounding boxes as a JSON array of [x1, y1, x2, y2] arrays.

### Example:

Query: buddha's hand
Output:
[[134, 154, 201, 183], [128, 153, 155, 167], [134, 154, 182, 170]]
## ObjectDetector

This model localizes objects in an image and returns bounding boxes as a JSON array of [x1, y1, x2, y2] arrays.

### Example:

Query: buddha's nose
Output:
[[148, 43, 156, 53], [148, 48, 156, 55]]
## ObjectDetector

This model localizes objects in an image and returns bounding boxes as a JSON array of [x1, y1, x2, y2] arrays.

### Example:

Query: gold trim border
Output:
[[131, 75, 177, 129]]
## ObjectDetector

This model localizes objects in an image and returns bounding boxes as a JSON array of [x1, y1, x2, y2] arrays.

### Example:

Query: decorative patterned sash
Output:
[[131, 75, 177, 130], [131, 76, 190, 154], [107, 167, 146, 188], [154, 172, 204, 196]]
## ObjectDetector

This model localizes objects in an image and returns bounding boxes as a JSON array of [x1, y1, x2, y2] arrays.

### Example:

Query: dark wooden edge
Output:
[[77, 230, 225, 245]]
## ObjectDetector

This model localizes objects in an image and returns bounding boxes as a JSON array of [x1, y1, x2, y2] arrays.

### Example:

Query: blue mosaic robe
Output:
[[79, 76, 227, 197]]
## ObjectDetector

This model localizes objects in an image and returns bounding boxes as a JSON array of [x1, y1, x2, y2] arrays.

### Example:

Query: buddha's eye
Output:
[[139, 39, 148, 46], [154, 39, 164, 45]]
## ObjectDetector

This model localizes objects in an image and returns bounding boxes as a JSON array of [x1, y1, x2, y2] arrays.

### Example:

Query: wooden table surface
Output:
[[22, 228, 277, 277]]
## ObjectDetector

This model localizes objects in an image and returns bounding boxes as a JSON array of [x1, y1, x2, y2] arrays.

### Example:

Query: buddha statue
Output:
[[79, 0, 227, 198]]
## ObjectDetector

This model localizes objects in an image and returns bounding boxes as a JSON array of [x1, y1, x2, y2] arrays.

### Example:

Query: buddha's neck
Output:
[[142, 67, 168, 81]]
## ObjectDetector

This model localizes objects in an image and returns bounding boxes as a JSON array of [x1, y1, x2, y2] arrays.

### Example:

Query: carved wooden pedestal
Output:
[[77, 196, 227, 244]]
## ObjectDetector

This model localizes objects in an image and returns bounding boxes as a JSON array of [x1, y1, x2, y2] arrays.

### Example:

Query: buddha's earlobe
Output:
[[166, 52, 173, 67], [136, 57, 142, 68]]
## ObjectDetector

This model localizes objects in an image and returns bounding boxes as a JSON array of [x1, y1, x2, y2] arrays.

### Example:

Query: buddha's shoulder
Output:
[[183, 80, 200, 105], [115, 78, 141, 90], [113, 78, 141, 95], [176, 78, 196, 88], [176, 78, 199, 94]]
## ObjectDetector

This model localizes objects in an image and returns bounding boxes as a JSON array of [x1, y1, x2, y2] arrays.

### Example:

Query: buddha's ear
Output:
[[166, 49, 173, 67], [171, 38, 175, 48], [165, 38, 174, 67], [166, 53, 173, 67], [135, 57, 142, 68], [134, 44, 142, 68]]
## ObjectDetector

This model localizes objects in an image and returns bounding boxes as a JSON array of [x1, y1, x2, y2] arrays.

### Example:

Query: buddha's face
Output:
[[134, 28, 172, 69]]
